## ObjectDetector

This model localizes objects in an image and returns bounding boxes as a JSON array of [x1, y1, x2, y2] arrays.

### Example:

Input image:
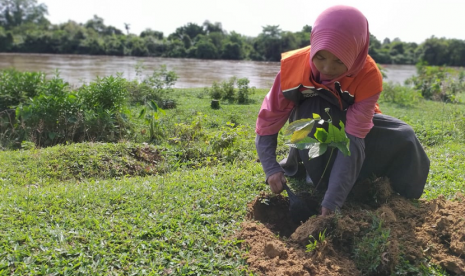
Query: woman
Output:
[[255, 5, 430, 217]]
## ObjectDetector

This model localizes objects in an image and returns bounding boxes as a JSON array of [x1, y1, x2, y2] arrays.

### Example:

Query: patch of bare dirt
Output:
[[237, 178, 465, 276]]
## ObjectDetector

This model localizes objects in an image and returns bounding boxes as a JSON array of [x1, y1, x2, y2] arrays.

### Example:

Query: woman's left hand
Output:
[[321, 207, 334, 216]]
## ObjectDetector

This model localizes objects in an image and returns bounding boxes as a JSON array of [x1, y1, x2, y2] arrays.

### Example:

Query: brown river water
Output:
[[0, 53, 417, 89]]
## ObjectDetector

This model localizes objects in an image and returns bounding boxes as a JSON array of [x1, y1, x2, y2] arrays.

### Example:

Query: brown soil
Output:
[[237, 178, 465, 276]]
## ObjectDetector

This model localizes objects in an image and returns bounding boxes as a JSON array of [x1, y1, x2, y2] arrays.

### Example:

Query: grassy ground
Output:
[[1, 87, 464, 275]]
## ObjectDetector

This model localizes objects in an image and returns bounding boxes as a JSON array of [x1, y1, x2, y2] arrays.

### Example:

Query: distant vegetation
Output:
[[1, 0, 465, 66]]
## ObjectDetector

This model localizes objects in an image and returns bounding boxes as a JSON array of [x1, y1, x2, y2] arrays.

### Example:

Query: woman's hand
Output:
[[321, 207, 334, 216], [267, 172, 286, 194]]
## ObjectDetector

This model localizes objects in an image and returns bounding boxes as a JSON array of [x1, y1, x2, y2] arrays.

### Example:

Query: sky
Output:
[[40, 0, 465, 44]]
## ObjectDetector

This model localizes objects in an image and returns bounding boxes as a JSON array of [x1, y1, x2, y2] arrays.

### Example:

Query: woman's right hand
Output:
[[267, 172, 286, 194]]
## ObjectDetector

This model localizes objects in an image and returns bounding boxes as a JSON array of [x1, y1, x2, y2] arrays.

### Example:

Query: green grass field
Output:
[[1, 87, 464, 275]]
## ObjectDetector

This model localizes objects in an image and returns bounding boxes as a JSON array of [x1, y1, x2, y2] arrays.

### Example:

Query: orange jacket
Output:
[[280, 46, 382, 113]]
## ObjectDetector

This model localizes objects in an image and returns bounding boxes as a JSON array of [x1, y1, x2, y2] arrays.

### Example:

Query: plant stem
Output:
[[314, 147, 335, 192]]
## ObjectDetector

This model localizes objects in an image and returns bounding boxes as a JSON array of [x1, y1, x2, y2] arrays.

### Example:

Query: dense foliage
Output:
[[1, 0, 465, 66]]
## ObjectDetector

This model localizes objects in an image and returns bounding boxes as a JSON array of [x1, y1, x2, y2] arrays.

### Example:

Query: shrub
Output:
[[206, 81, 223, 100], [236, 77, 255, 104], [0, 69, 46, 112], [16, 75, 81, 146], [206, 76, 255, 104], [381, 81, 422, 107], [79, 74, 128, 112], [78, 75, 132, 142], [221, 76, 236, 103], [127, 65, 178, 109], [405, 62, 465, 102]]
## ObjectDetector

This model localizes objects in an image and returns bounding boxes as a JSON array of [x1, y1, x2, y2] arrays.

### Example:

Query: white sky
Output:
[[40, 0, 465, 44]]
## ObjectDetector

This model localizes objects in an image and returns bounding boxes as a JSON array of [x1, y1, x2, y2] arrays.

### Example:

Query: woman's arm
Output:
[[345, 92, 381, 138], [321, 93, 380, 211], [256, 72, 295, 136], [255, 72, 295, 189]]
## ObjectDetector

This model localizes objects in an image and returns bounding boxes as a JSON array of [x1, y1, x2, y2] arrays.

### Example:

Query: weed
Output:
[[138, 100, 166, 143], [306, 229, 327, 252], [353, 214, 391, 274]]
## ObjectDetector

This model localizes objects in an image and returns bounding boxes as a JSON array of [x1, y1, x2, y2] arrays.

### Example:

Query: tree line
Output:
[[1, 0, 465, 66]]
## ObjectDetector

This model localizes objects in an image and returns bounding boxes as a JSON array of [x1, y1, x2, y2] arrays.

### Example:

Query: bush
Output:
[[221, 76, 236, 103], [206, 76, 255, 104], [127, 64, 178, 108], [16, 75, 81, 146], [78, 75, 132, 142], [236, 77, 255, 104], [206, 81, 223, 100], [0, 69, 46, 111], [405, 62, 465, 102], [381, 81, 422, 107]]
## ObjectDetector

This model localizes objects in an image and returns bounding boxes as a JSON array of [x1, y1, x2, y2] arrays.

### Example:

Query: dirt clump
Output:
[[237, 178, 465, 275]]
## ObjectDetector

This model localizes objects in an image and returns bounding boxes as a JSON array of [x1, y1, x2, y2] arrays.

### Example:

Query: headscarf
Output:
[[310, 5, 370, 90]]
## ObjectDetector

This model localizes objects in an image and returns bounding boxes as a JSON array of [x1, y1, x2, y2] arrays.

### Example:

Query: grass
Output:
[[1, 86, 465, 275], [0, 162, 264, 275]]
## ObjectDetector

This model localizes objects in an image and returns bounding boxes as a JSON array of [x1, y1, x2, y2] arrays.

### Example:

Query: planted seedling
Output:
[[281, 108, 351, 222], [284, 108, 351, 189]]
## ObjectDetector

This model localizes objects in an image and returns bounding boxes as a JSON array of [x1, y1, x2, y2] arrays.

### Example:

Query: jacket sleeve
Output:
[[345, 92, 380, 138], [256, 71, 295, 136], [255, 71, 295, 181], [321, 133, 365, 211]]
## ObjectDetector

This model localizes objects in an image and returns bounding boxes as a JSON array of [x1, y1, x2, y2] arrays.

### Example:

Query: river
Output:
[[0, 53, 417, 89]]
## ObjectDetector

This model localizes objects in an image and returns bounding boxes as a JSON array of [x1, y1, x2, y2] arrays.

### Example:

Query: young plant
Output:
[[284, 108, 350, 187], [306, 229, 327, 252], [138, 100, 166, 143]]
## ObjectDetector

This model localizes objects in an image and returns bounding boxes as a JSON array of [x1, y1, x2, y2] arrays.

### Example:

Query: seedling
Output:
[[306, 229, 327, 252], [138, 100, 166, 143], [284, 108, 351, 188]]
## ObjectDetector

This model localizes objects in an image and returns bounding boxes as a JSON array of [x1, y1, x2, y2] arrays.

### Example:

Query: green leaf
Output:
[[285, 137, 319, 150], [290, 128, 311, 143], [330, 140, 351, 157], [326, 121, 347, 143], [284, 119, 315, 136], [138, 108, 146, 119], [314, 128, 328, 143], [149, 100, 159, 112], [308, 143, 328, 159]]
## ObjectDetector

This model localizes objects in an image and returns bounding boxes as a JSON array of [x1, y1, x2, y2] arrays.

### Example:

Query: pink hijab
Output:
[[310, 5, 370, 89]]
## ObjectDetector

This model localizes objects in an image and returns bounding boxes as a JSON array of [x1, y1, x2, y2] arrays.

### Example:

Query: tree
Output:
[[221, 31, 245, 60], [447, 39, 465, 66], [0, 0, 49, 29], [140, 28, 163, 40], [253, 25, 283, 61], [0, 26, 13, 50], [418, 36, 450, 65], [203, 20, 223, 34], [296, 25, 311, 48], [84, 15, 122, 36], [124, 23, 130, 35]]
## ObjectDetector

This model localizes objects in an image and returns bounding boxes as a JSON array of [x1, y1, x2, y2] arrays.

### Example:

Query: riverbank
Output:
[[1, 84, 464, 274]]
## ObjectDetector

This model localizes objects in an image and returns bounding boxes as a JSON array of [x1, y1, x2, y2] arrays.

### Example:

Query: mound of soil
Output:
[[237, 178, 465, 275]]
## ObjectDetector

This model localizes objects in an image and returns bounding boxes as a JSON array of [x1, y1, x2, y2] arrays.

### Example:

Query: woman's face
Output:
[[312, 50, 348, 81]]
